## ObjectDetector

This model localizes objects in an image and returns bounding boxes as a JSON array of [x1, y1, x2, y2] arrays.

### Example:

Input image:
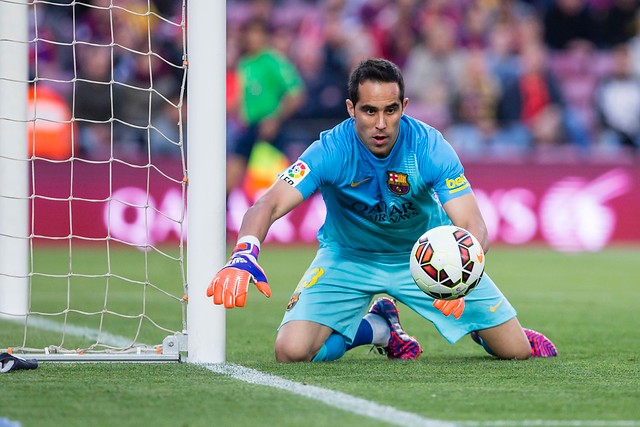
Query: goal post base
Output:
[[24, 353, 182, 363], [4, 332, 189, 363]]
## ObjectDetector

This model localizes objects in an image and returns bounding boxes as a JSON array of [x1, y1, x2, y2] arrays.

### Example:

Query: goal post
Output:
[[186, 0, 227, 364], [0, 0, 228, 363], [0, 0, 29, 320]]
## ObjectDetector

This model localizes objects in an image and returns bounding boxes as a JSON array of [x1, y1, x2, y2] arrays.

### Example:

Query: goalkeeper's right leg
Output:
[[274, 320, 335, 362], [275, 301, 423, 363]]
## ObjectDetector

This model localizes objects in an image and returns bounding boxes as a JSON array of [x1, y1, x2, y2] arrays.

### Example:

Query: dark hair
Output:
[[348, 58, 405, 106], [241, 16, 272, 35]]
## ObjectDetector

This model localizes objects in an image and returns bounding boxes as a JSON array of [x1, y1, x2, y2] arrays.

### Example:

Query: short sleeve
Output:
[[277, 139, 336, 200], [423, 131, 473, 205]]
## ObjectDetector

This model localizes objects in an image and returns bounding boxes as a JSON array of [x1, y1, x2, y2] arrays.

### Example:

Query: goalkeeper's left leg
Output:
[[275, 313, 392, 362], [311, 302, 422, 362], [310, 314, 383, 362]]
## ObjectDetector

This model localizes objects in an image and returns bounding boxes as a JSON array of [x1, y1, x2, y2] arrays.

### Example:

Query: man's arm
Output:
[[207, 179, 305, 308], [237, 178, 305, 242], [434, 192, 489, 319], [442, 192, 490, 253], [259, 90, 305, 142]]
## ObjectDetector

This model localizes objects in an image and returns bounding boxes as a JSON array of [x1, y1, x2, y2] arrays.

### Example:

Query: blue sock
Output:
[[346, 318, 374, 350], [311, 318, 378, 362], [473, 333, 496, 356], [480, 339, 496, 356], [311, 333, 347, 362]]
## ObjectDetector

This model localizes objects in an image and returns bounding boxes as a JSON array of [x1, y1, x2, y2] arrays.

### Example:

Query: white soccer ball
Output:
[[409, 225, 485, 300]]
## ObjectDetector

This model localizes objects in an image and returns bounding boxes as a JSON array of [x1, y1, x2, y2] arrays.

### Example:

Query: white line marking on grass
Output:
[[460, 422, 640, 427], [11, 317, 640, 427], [205, 362, 456, 427], [22, 316, 133, 348]]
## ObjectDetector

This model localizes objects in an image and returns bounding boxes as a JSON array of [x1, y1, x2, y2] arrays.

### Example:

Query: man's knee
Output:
[[492, 341, 531, 360], [274, 336, 316, 363], [478, 318, 531, 360], [274, 320, 333, 363]]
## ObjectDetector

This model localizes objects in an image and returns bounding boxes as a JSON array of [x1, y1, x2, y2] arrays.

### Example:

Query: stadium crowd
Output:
[[29, 0, 640, 162]]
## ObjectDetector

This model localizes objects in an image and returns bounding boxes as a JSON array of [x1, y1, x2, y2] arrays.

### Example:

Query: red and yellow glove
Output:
[[206, 238, 271, 308], [433, 298, 465, 320]]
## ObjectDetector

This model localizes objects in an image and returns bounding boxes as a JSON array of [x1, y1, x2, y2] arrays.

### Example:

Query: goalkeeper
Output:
[[208, 58, 557, 362]]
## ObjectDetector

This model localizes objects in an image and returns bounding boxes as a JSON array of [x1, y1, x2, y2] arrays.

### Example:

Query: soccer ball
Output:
[[409, 225, 485, 300]]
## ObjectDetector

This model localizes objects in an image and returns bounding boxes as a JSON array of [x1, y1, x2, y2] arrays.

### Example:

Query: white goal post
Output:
[[186, 0, 227, 364], [0, 0, 227, 363], [0, 0, 29, 320]]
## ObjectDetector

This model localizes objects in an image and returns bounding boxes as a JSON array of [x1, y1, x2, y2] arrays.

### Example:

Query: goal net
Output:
[[0, 0, 224, 362]]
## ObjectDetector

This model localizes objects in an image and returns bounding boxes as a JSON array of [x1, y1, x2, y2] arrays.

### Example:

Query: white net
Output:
[[0, 0, 189, 359]]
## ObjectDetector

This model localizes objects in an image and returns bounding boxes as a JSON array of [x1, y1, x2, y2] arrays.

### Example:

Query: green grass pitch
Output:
[[1, 245, 638, 427]]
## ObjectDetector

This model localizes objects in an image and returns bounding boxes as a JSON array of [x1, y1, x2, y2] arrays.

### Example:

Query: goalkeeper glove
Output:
[[433, 298, 465, 320], [206, 237, 271, 308]]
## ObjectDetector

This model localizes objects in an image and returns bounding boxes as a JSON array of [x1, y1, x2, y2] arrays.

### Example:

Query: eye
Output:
[[386, 106, 398, 114], [365, 107, 376, 115]]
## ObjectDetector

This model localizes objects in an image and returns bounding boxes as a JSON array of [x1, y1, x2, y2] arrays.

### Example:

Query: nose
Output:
[[375, 112, 386, 130]]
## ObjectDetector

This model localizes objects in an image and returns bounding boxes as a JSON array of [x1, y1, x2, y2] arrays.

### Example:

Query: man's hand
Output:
[[433, 298, 465, 319], [258, 116, 281, 142], [206, 242, 271, 308]]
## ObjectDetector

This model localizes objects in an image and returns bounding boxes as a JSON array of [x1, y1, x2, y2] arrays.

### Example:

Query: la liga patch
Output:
[[278, 160, 310, 187]]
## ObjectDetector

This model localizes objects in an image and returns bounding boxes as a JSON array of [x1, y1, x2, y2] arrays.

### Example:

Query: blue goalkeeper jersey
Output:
[[277, 115, 473, 254]]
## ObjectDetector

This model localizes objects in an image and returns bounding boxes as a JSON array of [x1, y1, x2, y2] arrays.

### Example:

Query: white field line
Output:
[[18, 316, 133, 348], [204, 362, 456, 427], [11, 317, 640, 427], [460, 423, 640, 427]]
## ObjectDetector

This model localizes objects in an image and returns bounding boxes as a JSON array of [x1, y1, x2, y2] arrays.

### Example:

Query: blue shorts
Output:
[[280, 245, 517, 344]]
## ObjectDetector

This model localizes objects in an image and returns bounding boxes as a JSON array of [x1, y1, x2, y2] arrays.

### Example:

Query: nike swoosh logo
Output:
[[489, 299, 504, 312], [477, 252, 484, 263], [350, 177, 372, 187]]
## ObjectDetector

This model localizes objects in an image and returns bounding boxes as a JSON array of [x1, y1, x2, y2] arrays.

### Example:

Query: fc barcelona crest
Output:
[[286, 292, 300, 311], [387, 171, 410, 195]]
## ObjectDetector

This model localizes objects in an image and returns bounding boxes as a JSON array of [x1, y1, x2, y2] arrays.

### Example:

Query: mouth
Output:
[[372, 135, 387, 144]]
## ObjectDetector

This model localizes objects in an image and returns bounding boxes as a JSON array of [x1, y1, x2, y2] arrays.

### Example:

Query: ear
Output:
[[346, 99, 355, 119], [402, 97, 409, 111]]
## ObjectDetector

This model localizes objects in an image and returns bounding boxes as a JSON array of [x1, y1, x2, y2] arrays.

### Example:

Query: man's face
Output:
[[346, 80, 408, 158], [244, 24, 268, 54]]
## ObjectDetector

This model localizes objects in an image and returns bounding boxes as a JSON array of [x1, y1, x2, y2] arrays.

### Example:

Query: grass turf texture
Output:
[[1, 245, 638, 427]]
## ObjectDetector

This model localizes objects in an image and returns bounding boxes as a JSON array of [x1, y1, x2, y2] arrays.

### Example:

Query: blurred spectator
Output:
[[597, 0, 639, 49], [458, 3, 492, 49], [149, 93, 186, 159], [227, 20, 244, 155], [542, 0, 600, 51], [227, 17, 305, 195], [595, 43, 640, 150], [28, 85, 77, 160], [369, 0, 421, 68], [75, 1, 114, 44], [497, 42, 565, 147], [445, 48, 506, 157], [626, 10, 640, 78], [418, 0, 462, 28], [112, 51, 180, 159], [403, 17, 467, 130], [515, 12, 546, 51], [485, 21, 520, 84], [488, 0, 536, 27], [291, 4, 350, 122], [72, 44, 114, 160]]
